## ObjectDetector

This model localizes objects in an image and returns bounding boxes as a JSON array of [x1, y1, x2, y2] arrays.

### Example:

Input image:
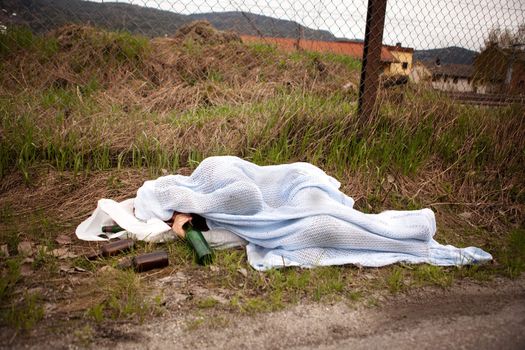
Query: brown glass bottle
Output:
[[132, 251, 169, 272], [100, 239, 134, 257]]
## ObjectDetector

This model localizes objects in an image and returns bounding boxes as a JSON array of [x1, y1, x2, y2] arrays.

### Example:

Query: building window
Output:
[[402, 62, 408, 70]]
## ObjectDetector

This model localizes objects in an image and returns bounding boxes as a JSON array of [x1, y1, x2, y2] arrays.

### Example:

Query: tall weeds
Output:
[[2, 87, 523, 182], [1, 24, 523, 219]]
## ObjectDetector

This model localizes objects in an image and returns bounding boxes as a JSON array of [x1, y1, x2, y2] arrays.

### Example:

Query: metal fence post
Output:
[[358, 0, 388, 124]]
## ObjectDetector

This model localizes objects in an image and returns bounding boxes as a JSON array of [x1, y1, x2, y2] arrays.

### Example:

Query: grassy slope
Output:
[[0, 24, 524, 335]]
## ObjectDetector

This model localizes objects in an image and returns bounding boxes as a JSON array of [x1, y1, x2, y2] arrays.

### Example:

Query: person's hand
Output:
[[171, 213, 192, 239]]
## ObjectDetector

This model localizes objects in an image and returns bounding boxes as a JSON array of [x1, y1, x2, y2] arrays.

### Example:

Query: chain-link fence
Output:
[[1, 0, 524, 114], [0, 0, 524, 177]]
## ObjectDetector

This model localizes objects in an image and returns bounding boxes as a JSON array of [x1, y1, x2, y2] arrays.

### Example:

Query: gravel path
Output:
[[117, 275, 525, 350], [5, 275, 525, 350]]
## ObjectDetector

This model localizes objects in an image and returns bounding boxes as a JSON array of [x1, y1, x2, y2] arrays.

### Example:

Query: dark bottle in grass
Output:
[[101, 224, 124, 233], [100, 238, 134, 257], [132, 251, 169, 272], [184, 223, 213, 265]]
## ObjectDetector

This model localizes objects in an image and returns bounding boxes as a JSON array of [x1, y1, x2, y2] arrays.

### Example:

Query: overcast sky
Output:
[[94, 0, 524, 50]]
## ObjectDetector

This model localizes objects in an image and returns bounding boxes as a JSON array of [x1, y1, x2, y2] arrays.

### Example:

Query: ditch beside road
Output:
[[9, 274, 523, 350], [121, 275, 525, 350]]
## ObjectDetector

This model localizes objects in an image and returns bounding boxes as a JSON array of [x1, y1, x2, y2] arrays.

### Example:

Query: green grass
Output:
[[93, 269, 161, 321], [0, 205, 20, 252], [32, 245, 59, 272], [166, 239, 196, 265], [240, 297, 275, 314], [65, 27, 150, 67], [185, 316, 205, 330], [105, 31, 150, 63], [246, 42, 278, 57], [412, 265, 453, 288], [0, 205, 70, 252], [453, 264, 493, 282], [212, 261, 352, 313], [2, 292, 44, 331], [0, 26, 150, 65], [86, 303, 106, 323], [347, 290, 363, 302], [0, 26, 58, 59], [386, 266, 406, 294], [197, 297, 219, 309], [385, 265, 454, 293], [1, 35, 523, 182], [0, 25, 524, 330], [0, 259, 21, 301], [312, 267, 345, 301], [181, 37, 205, 57], [501, 228, 525, 278]]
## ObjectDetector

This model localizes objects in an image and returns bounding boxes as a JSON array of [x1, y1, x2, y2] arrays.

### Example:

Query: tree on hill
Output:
[[473, 24, 525, 94], [483, 25, 525, 48]]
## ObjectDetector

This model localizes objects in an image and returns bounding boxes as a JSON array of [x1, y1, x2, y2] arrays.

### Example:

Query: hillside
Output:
[[414, 46, 478, 65], [0, 0, 336, 40], [189, 11, 334, 40]]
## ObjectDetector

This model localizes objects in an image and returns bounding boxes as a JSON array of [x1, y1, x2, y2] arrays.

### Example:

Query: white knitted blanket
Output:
[[134, 156, 492, 270]]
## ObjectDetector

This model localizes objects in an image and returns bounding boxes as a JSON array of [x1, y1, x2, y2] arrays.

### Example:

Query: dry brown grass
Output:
[[0, 25, 522, 247], [2, 22, 525, 339], [0, 22, 358, 114], [0, 167, 147, 224], [0, 162, 520, 251]]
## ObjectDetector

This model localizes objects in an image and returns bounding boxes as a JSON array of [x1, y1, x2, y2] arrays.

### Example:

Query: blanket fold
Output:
[[131, 156, 492, 270]]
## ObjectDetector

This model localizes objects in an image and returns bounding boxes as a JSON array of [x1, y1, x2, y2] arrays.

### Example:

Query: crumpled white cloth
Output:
[[75, 198, 247, 249], [129, 156, 493, 270], [76, 198, 172, 242]]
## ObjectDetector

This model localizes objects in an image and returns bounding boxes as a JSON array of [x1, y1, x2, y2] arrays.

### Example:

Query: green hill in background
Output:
[[414, 46, 478, 65], [0, 0, 336, 40]]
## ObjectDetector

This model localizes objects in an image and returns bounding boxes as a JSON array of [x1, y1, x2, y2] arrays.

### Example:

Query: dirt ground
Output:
[[4, 274, 524, 350]]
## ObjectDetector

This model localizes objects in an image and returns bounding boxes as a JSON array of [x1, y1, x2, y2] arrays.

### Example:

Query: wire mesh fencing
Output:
[[0, 0, 524, 176], [1, 1, 524, 112]]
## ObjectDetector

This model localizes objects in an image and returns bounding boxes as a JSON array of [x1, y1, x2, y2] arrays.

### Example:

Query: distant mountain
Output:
[[414, 46, 478, 65], [0, 0, 336, 40], [1, 0, 187, 36], [189, 12, 335, 41]]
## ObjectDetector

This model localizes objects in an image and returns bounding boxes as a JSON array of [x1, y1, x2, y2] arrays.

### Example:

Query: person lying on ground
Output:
[[130, 156, 491, 270]]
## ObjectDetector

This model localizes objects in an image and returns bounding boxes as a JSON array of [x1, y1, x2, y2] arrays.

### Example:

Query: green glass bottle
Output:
[[184, 223, 213, 265]]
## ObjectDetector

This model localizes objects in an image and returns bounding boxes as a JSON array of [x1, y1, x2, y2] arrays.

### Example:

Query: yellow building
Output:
[[384, 43, 414, 76]]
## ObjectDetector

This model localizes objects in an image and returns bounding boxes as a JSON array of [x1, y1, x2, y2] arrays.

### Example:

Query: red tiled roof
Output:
[[384, 44, 414, 53], [241, 35, 397, 63]]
